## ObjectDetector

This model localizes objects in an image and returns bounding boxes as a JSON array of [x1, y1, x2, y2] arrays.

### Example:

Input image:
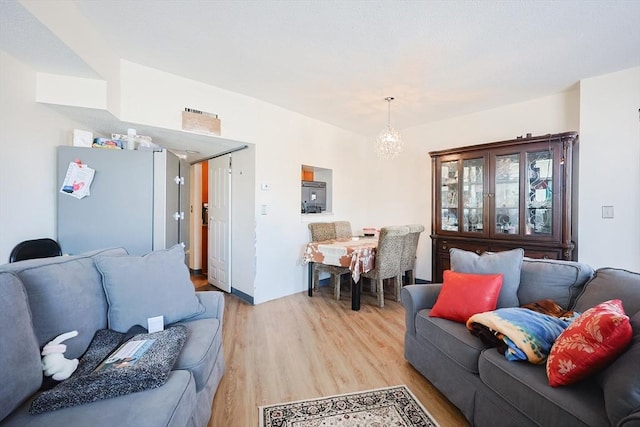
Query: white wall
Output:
[[578, 67, 640, 271], [116, 61, 372, 304], [0, 51, 85, 261], [5, 57, 370, 304], [400, 89, 580, 280]]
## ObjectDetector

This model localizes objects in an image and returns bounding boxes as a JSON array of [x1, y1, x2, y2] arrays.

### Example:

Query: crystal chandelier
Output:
[[375, 97, 403, 159]]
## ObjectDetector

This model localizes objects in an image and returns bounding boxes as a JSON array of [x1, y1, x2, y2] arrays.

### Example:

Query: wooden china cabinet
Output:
[[430, 132, 578, 282]]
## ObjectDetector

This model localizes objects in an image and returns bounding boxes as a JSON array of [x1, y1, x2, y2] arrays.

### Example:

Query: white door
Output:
[[208, 155, 232, 292]]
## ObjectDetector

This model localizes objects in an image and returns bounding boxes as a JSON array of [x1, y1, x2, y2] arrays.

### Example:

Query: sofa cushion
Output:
[[97, 244, 204, 333], [0, 272, 42, 422], [0, 247, 128, 359], [596, 312, 640, 425], [573, 268, 640, 316], [478, 349, 610, 426], [174, 318, 223, 391], [1, 370, 196, 427], [430, 270, 503, 323], [416, 309, 488, 374], [547, 299, 632, 387], [450, 248, 523, 308], [518, 258, 594, 309]]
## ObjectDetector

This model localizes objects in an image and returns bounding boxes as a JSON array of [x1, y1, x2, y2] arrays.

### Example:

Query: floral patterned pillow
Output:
[[546, 299, 632, 387]]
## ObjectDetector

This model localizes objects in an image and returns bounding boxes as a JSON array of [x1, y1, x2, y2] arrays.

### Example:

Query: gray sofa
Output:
[[402, 257, 640, 426], [0, 246, 225, 427]]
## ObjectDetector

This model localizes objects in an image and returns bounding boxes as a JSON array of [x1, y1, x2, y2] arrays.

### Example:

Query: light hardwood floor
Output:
[[191, 276, 469, 427]]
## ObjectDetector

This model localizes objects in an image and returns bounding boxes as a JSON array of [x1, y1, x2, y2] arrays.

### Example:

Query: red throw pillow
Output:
[[546, 299, 632, 387], [429, 270, 503, 323]]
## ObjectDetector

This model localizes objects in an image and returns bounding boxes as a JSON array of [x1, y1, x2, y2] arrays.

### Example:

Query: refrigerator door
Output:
[[57, 146, 154, 255], [152, 151, 190, 251], [178, 158, 190, 249]]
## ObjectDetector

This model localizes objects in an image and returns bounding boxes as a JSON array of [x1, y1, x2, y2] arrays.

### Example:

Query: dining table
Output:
[[303, 236, 377, 311]]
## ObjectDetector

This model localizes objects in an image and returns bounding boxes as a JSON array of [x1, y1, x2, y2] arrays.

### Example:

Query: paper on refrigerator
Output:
[[60, 161, 95, 199]]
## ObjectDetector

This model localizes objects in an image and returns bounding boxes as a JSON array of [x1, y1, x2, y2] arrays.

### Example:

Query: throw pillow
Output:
[[96, 244, 204, 333], [429, 270, 503, 323], [546, 299, 632, 387], [450, 248, 524, 308]]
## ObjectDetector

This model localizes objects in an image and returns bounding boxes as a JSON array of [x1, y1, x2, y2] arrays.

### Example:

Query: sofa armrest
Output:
[[401, 283, 442, 336], [189, 291, 225, 323]]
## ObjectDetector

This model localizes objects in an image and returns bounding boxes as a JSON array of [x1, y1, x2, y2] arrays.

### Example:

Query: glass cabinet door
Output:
[[494, 154, 520, 235], [526, 150, 553, 235], [462, 158, 484, 233], [440, 160, 459, 232]]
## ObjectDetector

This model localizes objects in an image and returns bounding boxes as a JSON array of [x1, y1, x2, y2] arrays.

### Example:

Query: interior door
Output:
[[208, 155, 232, 292]]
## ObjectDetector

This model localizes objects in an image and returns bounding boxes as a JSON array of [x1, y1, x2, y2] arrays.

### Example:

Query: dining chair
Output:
[[307, 222, 351, 300], [308, 222, 335, 242], [400, 224, 425, 285], [9, 238, 62, 263], [334, 221, 352, 239], [363, 225, 410, 308]]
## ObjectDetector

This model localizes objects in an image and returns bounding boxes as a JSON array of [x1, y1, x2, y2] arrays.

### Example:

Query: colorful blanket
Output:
[[466, 301, 579, 364]]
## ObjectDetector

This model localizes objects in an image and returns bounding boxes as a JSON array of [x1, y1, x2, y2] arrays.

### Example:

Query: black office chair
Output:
[[9, 238, 62, 263]]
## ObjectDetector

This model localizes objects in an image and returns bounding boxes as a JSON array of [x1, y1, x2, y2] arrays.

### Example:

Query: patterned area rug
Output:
[[259, 385, 439, 427]]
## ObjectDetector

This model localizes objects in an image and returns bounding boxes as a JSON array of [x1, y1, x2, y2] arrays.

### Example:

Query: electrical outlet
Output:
[[602, 206, 614, 219]]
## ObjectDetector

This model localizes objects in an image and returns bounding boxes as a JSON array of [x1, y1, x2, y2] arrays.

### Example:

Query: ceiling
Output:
[[1, 0, 639, 139]]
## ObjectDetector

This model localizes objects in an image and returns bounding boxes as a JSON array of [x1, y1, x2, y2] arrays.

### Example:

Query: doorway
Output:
[[188, 145, 256, 301]]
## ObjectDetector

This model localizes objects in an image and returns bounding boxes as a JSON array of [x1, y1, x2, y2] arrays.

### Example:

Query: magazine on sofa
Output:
[[94, 339, 156, 372]]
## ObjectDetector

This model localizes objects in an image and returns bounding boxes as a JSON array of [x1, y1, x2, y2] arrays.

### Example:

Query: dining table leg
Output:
[[308, 262, 314, 297], [351, 278, 361, 311]]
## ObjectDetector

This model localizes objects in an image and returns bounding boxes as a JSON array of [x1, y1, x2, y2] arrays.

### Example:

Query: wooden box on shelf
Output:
[[182, 110, 221, 135]]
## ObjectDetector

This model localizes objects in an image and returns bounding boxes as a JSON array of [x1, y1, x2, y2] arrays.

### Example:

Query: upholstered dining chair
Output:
[[400, 224, 425, 285], [308, 222, 335, 242], [363, 225, 410, 308], [307, 222, 351, 300], [334, 221, 352, 239]]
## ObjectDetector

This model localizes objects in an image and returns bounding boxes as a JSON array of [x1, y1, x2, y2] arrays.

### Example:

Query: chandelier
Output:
[[375, 97, 403, 159]]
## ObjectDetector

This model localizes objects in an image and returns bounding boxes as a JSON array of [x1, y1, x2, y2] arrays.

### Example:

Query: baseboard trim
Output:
[[231, 287, 254, 305], [190, 268, 203, 276]]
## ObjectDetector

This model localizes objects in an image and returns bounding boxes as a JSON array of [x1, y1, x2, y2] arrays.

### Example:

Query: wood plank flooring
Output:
[[191, 276, 469, 426]]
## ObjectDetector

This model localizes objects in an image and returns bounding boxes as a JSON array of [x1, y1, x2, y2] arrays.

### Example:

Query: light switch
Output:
[[602, 206, 614, 219], [261, 204, 268, 215]]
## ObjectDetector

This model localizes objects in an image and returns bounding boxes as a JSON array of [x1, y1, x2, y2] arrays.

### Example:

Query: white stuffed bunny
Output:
[[41, 330, 79, 381]]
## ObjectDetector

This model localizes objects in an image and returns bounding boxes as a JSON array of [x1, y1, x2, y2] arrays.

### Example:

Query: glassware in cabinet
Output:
[[440, 160, 459, 232]]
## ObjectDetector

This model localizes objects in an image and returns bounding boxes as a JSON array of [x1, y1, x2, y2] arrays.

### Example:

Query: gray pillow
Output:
[[596, 312, 640, 426], [573, 268, 640, 315], [450, 248, 524, 308], [518, 258, 594, 309], [96, 245, 204, 333], [0, 272, 42, 421]]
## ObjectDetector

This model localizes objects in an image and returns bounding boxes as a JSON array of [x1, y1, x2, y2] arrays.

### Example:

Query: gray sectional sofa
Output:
[[402, 257, 640, 426], [0, 245, 225, 427]]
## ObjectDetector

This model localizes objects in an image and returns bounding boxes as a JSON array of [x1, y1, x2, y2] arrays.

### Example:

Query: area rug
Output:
[[259, 385, 439, 427]]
